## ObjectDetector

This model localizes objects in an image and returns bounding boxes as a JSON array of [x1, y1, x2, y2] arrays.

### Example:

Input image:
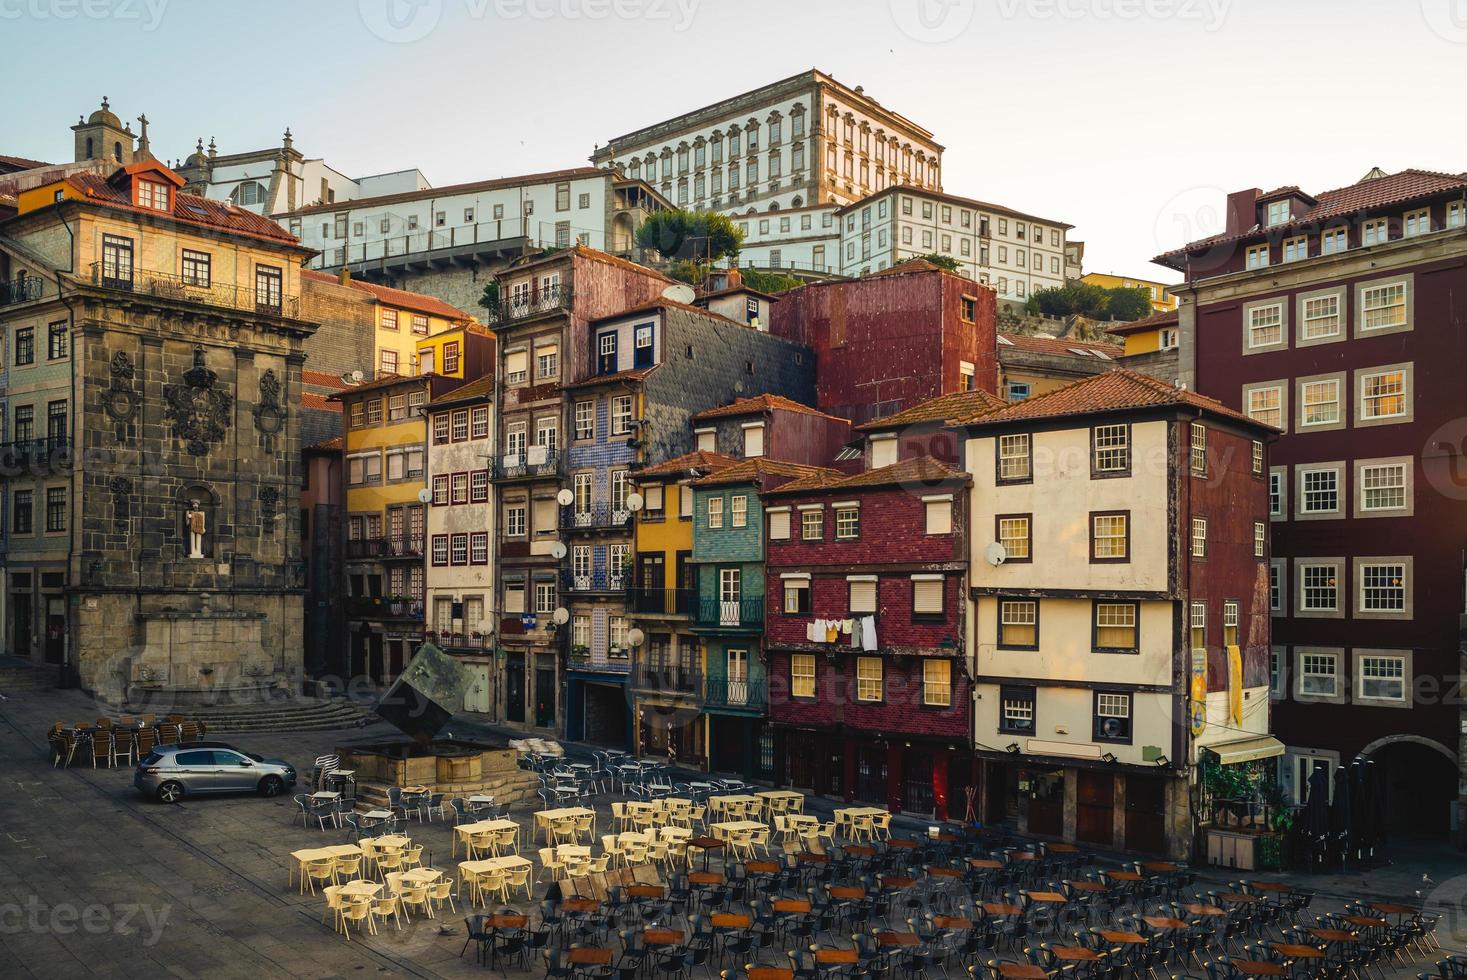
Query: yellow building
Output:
[[628, 450, 737, 764], [301, 269, 472, 378], [1105, 308, 1180, 356], [415, 321, 496, 380], [1080, 271, 1179, 312]]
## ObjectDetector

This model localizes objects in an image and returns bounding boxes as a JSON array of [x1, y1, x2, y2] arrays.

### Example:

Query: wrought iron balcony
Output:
[[345, 536, 425, 560], [87, 263, 301, 319], [495, 447, 561, 480], [560, 569, 628, 594], [429, 629, 494, 651], [632, 664, 702, 695], [0, 437, 69, 472], [345, 596, 425, 621], [560, 503, 632, 532], [629, 587, 696, 617], [488, 284, 573, 325], [703, 676, 766, 710], [0, 277, 42, 307], [693, 598, 764, 631]]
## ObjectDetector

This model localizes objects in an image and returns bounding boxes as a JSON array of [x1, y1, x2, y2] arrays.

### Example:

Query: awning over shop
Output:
[[1205, 734, 1285, 765]]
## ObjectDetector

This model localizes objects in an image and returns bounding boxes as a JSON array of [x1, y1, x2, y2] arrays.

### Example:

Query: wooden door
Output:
[[1076, 770, 1116, 846], [1124, 775, 1168, 854]]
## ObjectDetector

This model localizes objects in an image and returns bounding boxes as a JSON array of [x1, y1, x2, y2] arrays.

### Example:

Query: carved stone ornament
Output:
[[259, 485, 280, 532], [163, 346, 232, 456], [103, 350, 139, 423], [253, 368, 285, 435]]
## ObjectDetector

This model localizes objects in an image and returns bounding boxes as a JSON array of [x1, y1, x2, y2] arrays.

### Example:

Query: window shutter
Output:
[[532, 499, 557, 533], [913, 578, 944, 615], [768, 510, 790, 539], [743, 425, 764, 457], [849, 580, 877, 613], [504, 586, 525, 614], [678, 483, 693, 518], [644, 484, 664, 511], [505, 350, 528, 376], [696, 431, 715, 452], [924, 500, 952, 535]]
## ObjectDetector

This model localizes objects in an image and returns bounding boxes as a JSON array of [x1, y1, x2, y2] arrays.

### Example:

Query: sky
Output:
[[6, 0, 1467, 280]]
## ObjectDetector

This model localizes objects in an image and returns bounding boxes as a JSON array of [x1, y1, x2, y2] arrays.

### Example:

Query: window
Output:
[[1252, 440, 1264, 476], [1283, 236, 1308, 262], [46, 400, 66, 443], [470, 470, 489, 503], [1246, 386, 1282, 428], [997, 433, 1031, 482], [1301, 294, 1341, 341], [611, 395, 633, 436], [912, 576, 944, 616], [1090, 512, 1129, 561], [1300, 563, 1338, 612], [1092, 424, 1129, 474], [1296, 378, 1340, 428], [742, 424, 764, 458], [846, 578, 877, 615], [432, 413, 451, 445], [1252, 521, 1267, 558], [101, 234, 134, 287], [834, 506, 860, 540], [1094, 602, 1137, 652], [997, 599, 1038, 649], [255, 265, 283, 312], [1363, 218, 1389, 246], [1360, 282, 1407, 332], [448, 533, 468, 565], [535, 582, 557, 615], [1093, 692, 1132, 743], [381, 309, 399, 332], [634, 324, 653, 367], [46, 322, 67, 360], [431, 535, 449, 565], [1359, 654, 1407, 702], [924, 498, 952, 535], [378, 349, 398, 376], [1300, 651, 1339, 697], [13, 404, 32, 441], [1265, 200, 1291, 227], [15, 326, 33, 366], [1321, 227, 1348, 254], [537, 346, 559, 380], [439, 341, 459, 375], [730, 495, 747, 528], [470, 406, 489, 440], [12, 490, 31, 534], [503, 582, 525, 615], [181, 249, 211, 288], [506, 505, 526, 537], [707, 497, 723, 529], [800, 508, 822, 541], [923, 660, 951, 707], [1191, 517, 1207, 558], [1270, 560, 1285, 613], [791, 654, 816, 698], [1190, 423, 1207, 476], [1270, 647, 1285, 697], [856, 657, 883, 702], [997, 515, 1030, 560], [504, 349, 527, 385], [1448, 200, 1466, 228], [999, 686, 1036, 734], [1247, 303, 1283, 348], [1359, 562, 1406, 612], [960, 296, 976, 322], [1360, 462, 1407, 513], [45, 486, 65, 532], [1404, 208, 1430, 237], [1190, 601, 1206, 650], [767, 507, 789, 539], [1246, 244, 1270, 269], [447, 408, 469, 442], [782, 577, 810, 614], [1359, 368, 1407, 421]]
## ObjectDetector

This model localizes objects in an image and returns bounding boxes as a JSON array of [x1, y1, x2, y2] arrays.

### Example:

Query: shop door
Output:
[[1076, 770, 1116, 846], [505, 654, 526, 723], [12, 592, 32, 660], [534, 663, 556, 728], [44, 597, 65, 665], [984, 762, 1011, 826], [787, 735, 814, 790], [1025, 770, 1065, 838], [1124, 775, 1168, 854], [903, 751, 935, 816], [855, 746, 888, 804]]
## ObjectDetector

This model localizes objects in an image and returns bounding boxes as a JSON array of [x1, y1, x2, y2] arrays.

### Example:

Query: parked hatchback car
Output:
[[134, 742, 296, 803]]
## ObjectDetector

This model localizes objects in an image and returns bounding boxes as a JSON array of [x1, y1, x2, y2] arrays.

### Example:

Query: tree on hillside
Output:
[[1102, 287, 1154, 322], [1025, 282, 1155, 322], [636, 210, 744, 262], [740, 267, 802, 294], [478, 280, 499, 312], [911, 252, 962, 272]]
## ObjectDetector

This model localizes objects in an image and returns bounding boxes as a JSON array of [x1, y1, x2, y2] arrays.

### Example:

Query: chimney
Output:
[[338, 267, 351, 286], [1225, 188, 1261, 236]]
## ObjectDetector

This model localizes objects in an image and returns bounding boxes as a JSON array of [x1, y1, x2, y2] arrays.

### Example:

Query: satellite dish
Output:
[[626, 628, 646, 648], [349, 369, 364, 383], [417, 488, 433, 504], [984, 542, 1008, 567], [626, 492, 644, 512], [661, 283, 696, 305], [556, 488, 574, 506], [550, 542, 568, 560], [552, 607, 570, 625]]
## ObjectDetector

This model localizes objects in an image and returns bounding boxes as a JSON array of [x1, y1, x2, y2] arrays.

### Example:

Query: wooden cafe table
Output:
[[1052, 946, 1103, 964], [1096, 930, 1146, 946], [487, 913, 528, 929], [1025, 890, 1068, 905], [876, 931, 921, 947], [1248, 880, 1293, 894], [561, 897, 601, 914], [1230, 961, 1287, 977], [568, 948, 613, 967], [1067, 880, 1108, 894], [1143, 916, 1189, 930], [983, 902, 1022, 917], [773, 898, 812, 914], [968, 858, 1003, 871], [746, 860, 781, 875], [533, 806, 595, 842], [829, 886, 865, 901], [710, 912, 752, 929], [1185, 903, 1227, 917], [688, 871, 723, 886], [933, 916, 972, 930], [626, 884, 666, 900], [814, 948, 859, 965], [1272, 943, 1325, 962], [748, 970, 793, 980], [927, 866, 964, 880], [643, 927, 684, 946], [996, 965, 1048, 979], [1308, 928, 1358, 944]]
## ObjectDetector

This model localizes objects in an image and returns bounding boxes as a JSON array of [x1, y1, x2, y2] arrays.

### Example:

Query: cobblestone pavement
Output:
[[0, 688, 1461, 978]]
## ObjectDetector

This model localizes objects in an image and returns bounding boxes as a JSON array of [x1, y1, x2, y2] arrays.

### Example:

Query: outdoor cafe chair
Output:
[[339, 896, 373, 940], [303, 858, 337, 896], [397, 881, 433, 922], [370, 892, 404, 931]]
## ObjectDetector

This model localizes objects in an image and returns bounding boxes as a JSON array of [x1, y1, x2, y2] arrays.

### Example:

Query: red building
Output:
[[768, 260, 999, 424], [762, 456, 972, 819], [1155, 169, 1467, 843]]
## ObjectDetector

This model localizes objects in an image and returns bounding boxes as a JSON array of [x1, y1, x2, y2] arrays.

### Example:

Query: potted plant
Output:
[[570, 644, 590, 663]]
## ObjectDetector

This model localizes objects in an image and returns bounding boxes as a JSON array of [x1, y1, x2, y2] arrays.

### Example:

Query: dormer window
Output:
[[1265, 200, 1291, 227], [137, 181, 170, 212]]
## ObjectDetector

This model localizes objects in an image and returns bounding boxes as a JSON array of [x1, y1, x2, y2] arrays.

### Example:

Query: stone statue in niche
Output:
[[186, 499, 206, 558]]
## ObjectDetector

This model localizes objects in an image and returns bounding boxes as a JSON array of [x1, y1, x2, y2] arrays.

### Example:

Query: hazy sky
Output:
[[7, 0, 1466, 279]]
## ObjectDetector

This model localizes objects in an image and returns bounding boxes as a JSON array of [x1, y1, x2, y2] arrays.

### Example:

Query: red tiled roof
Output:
[[1104, 309, 1179, 337], [58, 170, 299, 245], [1156, 168, 1467, 265], [301, 269, 470, 321], [301, 369, 354, 390], [634, 450, 739, 479], [560, 366, 658, 390], [855, 389, 1008, 432], [768, 455, 968, 495], [325, 372, 430, 399], [591, 297, 744, 330], [279, 166, 606, 216], [863, 258, 949, 279], [428, 374, 494, 405], [958, 367, 1270, 430], [691, 394, 849, 424], [0, 154, 50, 171], [301, 392, 342, 412], [305, 436, 343, 451], [998, 333, 1124, 358], [692, 457, 838, 488]]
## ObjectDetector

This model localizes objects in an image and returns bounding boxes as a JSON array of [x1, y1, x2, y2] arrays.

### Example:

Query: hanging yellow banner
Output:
[[1189, 649, 1207, 736], [1227, 644, 1243, 725]]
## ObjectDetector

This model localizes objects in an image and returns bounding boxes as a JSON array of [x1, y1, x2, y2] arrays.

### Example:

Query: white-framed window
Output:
[[536, 346, 559, 379], [1299, 650, 1340, 697], [1359, 462, 1408, 513], [791, 654, 816, 698], [1300, 467, 1340, 514], [1265, 200, 1291, 226], [1191, 517, 1207, 558], [1358, 653, 1407, 702], [1321, 227, 1348, 254], [1362, 218, 1389, 246], [800, 508, 823, 541], [1252, 440, 1265, 475], [1300, 378, 1341, 427], [998, 600, 1038, 648], [1246, 244, 1270, 269], [1269, 470, 1284, 517], [730, 495, 747, 528], [1359, 368, 1408, 421], [610, 395, 634, 435], [572, 614, 590, 649], [922, 659, 951, 707], [1094, 602, 1137, 651], [834, 505, 860, 540], [1092, 424, 1129, 473], [1247, 303, 1283, 348], [505, 504, 526, 537], [1190, 601, 1206, 650], [998, 516, 1030, 559], [707, 496, 723, 529], [1299, 563, 1339, 612], [998, 434, 1031, 481], [1190, 423, 1207, 475], [999, 687, 1035, 733], [574, 400, 594, 440], [1301, 294, 1341, 340], [1360, 282, 1407, 332], [1283, 236, 1308, 262], [1449, 201, 1466, 229], [535, 581, 557, 615], [1404, 209, 1430, 237], [504, 349, 528, 385], [1269, 646, 1285, 698], [1091, 513, 1128, 560], [855, 657, 883, 702], [1269, 560, 1285, 613], [1247, 385, 1283, 429], [1254, 522, 1266, 558], [1358, 562, 1407, 612]]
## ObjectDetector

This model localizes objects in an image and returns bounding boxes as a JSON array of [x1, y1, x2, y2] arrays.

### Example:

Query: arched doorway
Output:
[[1361, 736, 1458, 838]]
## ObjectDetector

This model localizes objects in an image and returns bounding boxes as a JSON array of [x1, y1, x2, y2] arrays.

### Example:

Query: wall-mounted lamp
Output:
[[1005, 743, 1021, 755], [1154, 755, 1170, 768], [1101, 752, 1118, 765]]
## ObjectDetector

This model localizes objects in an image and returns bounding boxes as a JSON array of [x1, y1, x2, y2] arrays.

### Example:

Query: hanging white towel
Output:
[[839, 619, 853, 635], [806, 621, 819, 643], [861, 616, 878, 652]]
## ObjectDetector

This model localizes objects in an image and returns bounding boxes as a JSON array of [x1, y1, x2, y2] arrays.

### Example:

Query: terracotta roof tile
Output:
[[1104, 308, 1179, 337], [60, 169, 299, 244], [305, 435, 343, 451], [998, 333, 1124, 358], [958, 367, 1270, 430], [559, 366, 658, 390], [301, 269, 470, 321], [590, 297, 744, 330], [855, 389, 1008, 432], [301, 392, 342, 412], [691, 457, 839, 488], [769, 455, 968, 495], [301, 369, 354, 389], [0, 154, 50, 171], [325, 372, 430, 399], [1157, 168, 1467, 264], [634, 450, 740, 479], [691, 394, 849, 424], [428, 374, 494, 405]]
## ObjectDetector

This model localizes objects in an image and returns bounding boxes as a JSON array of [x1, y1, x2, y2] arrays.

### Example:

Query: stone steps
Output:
[[0, 664, 60, 692], [108, 697, 372, 734]]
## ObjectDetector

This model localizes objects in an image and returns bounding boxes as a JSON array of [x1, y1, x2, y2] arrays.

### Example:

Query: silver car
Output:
[[134, 742, 296, 803]]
